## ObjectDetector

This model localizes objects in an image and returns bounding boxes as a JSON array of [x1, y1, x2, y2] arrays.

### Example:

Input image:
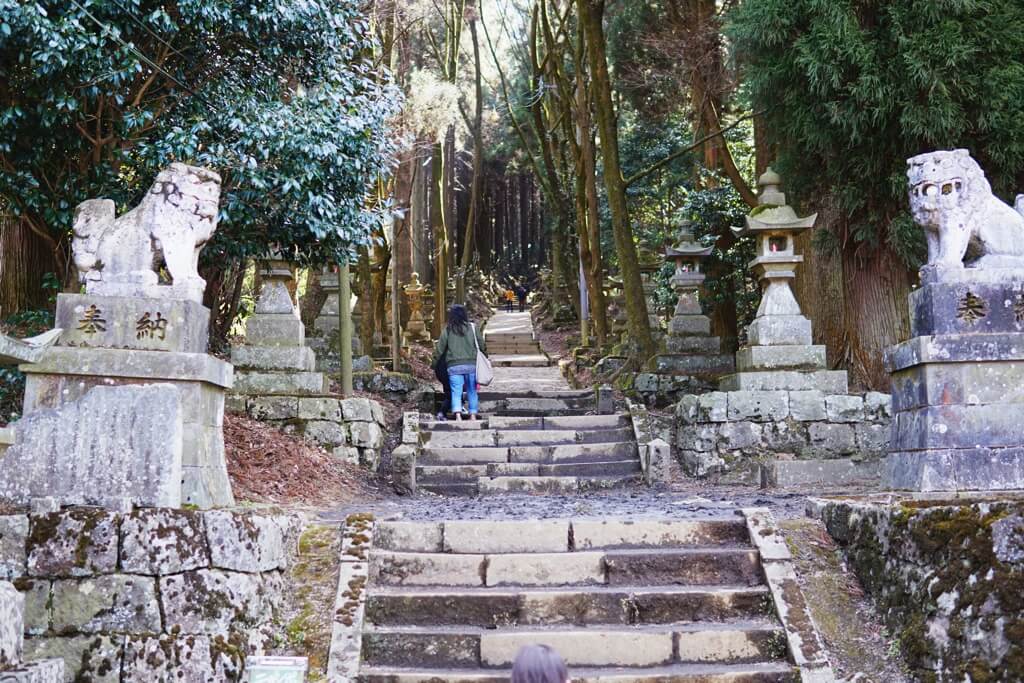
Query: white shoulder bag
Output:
[[471, 323, 494, 386]]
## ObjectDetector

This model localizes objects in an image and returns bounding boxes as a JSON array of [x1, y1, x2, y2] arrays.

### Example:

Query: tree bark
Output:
[[431, 141, 449, 337], [0, 214, 56, 316], [577, 0, 655, 360]]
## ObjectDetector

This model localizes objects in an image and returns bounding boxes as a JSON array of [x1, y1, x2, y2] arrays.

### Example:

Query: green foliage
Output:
[[0, 0, 401, 266], [729, 0, 1024, 266]]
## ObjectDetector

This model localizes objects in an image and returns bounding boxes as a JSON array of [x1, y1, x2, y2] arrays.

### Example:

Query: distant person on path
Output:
[[504, 287, 516, 312], [432, 304, 487, 421], [511, 644, 570, 683], [515, 282, 529, 312]]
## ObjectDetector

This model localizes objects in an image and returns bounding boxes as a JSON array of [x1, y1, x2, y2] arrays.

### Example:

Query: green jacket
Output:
[[433, 323, 486, 368]]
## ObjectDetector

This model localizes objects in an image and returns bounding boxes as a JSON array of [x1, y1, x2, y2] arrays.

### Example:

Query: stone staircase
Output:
[[357, 517, 799, 682], [485, 315, 550, 368], [417, 390, 641, 495]]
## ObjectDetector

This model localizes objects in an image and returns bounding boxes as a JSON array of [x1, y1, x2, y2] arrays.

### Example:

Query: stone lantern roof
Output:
[[665, 219, 714, 259], [732, 167, 817, 239]]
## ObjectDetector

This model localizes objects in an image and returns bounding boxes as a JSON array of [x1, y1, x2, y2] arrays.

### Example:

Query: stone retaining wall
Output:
[[820, 497, 1024, 681], [235, 395, 387, 469], [0, 507, 300, 681], [676, 390, 892, 483]]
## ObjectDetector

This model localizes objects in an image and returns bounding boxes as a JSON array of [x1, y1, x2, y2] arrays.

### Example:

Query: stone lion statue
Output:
[[908, 149, 1024, 271], [72, 163, 221, 302]]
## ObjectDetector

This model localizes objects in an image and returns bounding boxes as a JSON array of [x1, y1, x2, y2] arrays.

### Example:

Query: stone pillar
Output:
[[885, 149, 1024, 491]]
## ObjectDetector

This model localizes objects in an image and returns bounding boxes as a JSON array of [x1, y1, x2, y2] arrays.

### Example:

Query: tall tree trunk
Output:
[[578, 0, 655, 360], [432, 141, 449, 337], [0, 214, 56, 316], [459, 17, 484, 276], [574, 66, 608, 344]]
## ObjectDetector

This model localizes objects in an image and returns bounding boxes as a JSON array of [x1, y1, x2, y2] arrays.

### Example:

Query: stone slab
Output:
[[51, 575, 160, 633], [374, 522, 443, 553], [0, 516, 28, 580], [244, 314, 305, 346], [0, 384, 184, 509], [23, 635, 122, 683], [205, 510, 287, 572], [890, 357, 1024, 411], [485, 552, 604, 587], [909, 278, 1024, 337], [761, 458, 883, 488], [1, 580, 23, 667], [479, 630, 674, 667], [232, 370, 328, 396], [571, 519, 747, 549], [231, 344, 316, 372], [54, 293, 210, 353], [651, 354, 734, 376], [664, 335, 722, 354], [160, 569, 265, 633], [0, 657, 64, 681], [119, 509, 208, 575], [668, 316, 711, 336], [885, 448, 1024, 491], [887, 332, 1024, 373], [726, 391, 789, 422], [892, 403, 1024, 450], [0, 329, 61, 367], [718, 370, 848, 393], [442, 520, 569, 553], [746, 314, 812, 346], [369, 551, 484, 587], [20, 346, 232, 388], [27, 509, 118, 577], [735, 345, 826, 372]]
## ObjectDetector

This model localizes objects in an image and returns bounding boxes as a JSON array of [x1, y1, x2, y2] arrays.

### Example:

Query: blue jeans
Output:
[[449, 370, 479, 415]]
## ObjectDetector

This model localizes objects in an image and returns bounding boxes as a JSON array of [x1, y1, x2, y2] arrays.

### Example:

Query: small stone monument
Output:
[[402, 272, 430, 345], [676, 169, 891, 483], [232, 255, 328, 397], [886, 149, 1024, 490], [639, 221, 733, 399], [10, 164, 234, 508], [306, 265, 363, 372]]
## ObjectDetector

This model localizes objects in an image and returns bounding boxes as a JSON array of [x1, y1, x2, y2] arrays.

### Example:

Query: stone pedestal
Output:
[[233, 259, 328, 397], [18, 293, 235, 508], [885, 269, 1024, 490]]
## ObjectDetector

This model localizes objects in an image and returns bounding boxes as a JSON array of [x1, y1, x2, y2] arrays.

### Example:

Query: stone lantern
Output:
[[402, 272, 431, 345], [731, 167, 817, 347], [663, 219, 715, 347], [637, 246, 663, 331]]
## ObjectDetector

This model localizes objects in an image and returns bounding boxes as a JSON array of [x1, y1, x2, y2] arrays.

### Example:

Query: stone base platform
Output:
[[0, 507, 300, 682], [814, 494, 1024, 681], [676, 389, 892, 482]]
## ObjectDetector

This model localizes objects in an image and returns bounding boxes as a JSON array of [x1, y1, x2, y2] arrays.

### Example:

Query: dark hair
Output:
[[446, 304, 470, 335], [510, 644, 568, 683]]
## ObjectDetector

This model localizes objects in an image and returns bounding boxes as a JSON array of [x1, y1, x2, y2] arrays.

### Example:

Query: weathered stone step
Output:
[[357, 661, 798, 683], [369, 548, 762, 588], [421, 427, 634, 448], [477, 390, 593, 401], [364, 585, 773, 627], [485, 333, 536, 344], [361, 622, 786, 668], [420, 414, 628, 432], [420, 442, 638, 466], [479, 397, 593, 414], [416, 459, 640, 485], [373, 518, 750, 553], [490, 355, 550, 368], [478, 474, 638, 494]]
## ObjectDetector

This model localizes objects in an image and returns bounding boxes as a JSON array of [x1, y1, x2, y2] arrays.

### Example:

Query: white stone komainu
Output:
[[72, 163, 221, 303], [907, 149, 1024, 274]]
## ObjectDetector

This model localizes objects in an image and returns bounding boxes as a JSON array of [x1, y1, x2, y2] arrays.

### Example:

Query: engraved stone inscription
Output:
[[957, 291, 987, 324], [136, 311, 168, 340], [77, 304, 107, 334]]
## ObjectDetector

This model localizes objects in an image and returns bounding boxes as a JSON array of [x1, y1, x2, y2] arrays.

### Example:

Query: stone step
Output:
[[477, 390, 593, 401], [232, 370, 329, 395], [364, 585, 773, 628], [373, 518, 750, 553], [419, 442, 639, 465], [485, 333, 536, 344], [420, 414, 628, 431], [416, 459, 641, 485], [368, 548, 762, 588], [361, 622, 786, 668], [420, 427, 634, 449], [357, 661, 798, 683], [490, 355, 551, 368], [478, 475, 638, 494]]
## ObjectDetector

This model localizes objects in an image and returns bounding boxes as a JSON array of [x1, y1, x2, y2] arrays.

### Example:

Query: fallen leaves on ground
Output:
[[224, 413, 383, 507]]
